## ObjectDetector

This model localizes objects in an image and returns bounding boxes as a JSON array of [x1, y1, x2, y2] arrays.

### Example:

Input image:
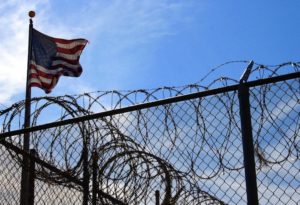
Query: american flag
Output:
[[29, 28, 88, 93]]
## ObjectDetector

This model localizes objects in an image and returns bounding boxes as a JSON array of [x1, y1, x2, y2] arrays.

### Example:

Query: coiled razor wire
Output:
[[0, 61, 299, 204]]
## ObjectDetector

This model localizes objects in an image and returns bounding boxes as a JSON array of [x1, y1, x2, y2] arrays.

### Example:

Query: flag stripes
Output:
[[29, 28, 87, 93]]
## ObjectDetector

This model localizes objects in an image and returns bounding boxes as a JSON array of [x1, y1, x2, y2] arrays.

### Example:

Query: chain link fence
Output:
[[0, 61, 299, 204], [250, 78, 300, 204]]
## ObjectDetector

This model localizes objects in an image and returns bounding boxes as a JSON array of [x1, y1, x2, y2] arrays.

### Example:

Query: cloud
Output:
[[0, 1, 49, 104], [56, 0, 198, 91], [78, 1, 187, 43], [0, 0, 198, 104]]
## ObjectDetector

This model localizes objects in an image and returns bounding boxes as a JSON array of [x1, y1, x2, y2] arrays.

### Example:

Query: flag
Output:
[[29, 28, 88, 93]]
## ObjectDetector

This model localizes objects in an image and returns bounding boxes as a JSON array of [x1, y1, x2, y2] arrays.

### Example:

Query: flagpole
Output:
[[24, 10, 34, 151], [20, 10, 35, 205]]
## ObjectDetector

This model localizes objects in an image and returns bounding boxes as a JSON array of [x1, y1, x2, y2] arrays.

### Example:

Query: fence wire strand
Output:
[[0, 61, 299, 204]]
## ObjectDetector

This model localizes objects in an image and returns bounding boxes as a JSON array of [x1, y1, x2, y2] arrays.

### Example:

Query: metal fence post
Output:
[[155, 190, 160, 205], [92, 151, 99, 205], [238, 61, 259, 205], [82, 139, 89, 205], [20, 156, 29, 205], [28, 149, 36, 205]]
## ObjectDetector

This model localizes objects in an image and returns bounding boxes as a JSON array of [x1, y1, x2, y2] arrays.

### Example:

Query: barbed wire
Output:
[[0, 60, 299, 204]]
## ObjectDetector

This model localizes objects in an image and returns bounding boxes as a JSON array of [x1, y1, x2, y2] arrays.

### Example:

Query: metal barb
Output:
[[240, 60, 254, 83]]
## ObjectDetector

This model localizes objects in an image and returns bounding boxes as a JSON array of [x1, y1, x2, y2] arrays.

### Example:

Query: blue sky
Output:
[[0, 0, 299, 106], [0, 2, 299, 203]]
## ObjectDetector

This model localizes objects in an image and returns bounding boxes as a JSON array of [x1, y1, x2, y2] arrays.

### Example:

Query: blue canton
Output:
[[31, 29, 57, 68]]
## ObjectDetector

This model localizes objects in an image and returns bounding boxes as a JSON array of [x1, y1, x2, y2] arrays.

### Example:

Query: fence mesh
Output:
[[0, 61, 299, 204], [250, 78, 300, 205], [0, 144, 21, 204]]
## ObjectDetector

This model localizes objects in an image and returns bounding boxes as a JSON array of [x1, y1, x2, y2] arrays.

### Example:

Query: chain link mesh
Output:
[[0, 61, 299, 204], [250, 78, 300, 205]]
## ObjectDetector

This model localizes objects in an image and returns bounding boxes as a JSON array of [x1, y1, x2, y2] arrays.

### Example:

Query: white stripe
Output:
[[30, 61, 80, 78], [31, 61, 77, 75], [55, 40, 86, 49], [30, 68, 37, 74], [29, 76, 52, 85], [31, 74, 52, 84], [51, 60, 81, 69], [29, 68, 53, 79], [56, 50, 82, 60], [29, 69, 39, 77], [31, 61, 58, 75], [29, 78, 42, 85]]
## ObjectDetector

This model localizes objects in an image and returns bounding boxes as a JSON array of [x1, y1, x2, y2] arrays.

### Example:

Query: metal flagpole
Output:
[[20, 10, 35, 205]]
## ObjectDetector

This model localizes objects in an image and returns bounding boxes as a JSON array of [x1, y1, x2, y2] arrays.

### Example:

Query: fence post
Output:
[[155, 190, 160, 205], [82, 139, 89, 205], [28, 149, 36, 205], [238, 61, 259, 205], [20, 155, 29, 205], [92, 151, 99, 205]]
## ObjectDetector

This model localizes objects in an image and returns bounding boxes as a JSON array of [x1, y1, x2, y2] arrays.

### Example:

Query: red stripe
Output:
[[53, 38, 87, 44], [52, 57, 79, 65], [31, 63, 81, 77], [56, 44, 86, 55], [29, 82, 42, 87], [31, 68, 70, 78], [29, 83, 53, 91], [30, 65, 56, 78], [29, 73, 53, 82], [29, 72, 54, 89], [29, 76, 52, 88]]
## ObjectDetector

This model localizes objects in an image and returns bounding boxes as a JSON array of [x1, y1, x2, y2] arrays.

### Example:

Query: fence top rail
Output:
[[0, 71, 299, 140]]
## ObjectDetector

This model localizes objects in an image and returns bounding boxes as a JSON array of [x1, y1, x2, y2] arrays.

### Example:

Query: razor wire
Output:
[[0, 61, 299, 204]]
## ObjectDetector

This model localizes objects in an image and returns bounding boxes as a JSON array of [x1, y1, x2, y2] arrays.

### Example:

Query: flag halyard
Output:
[[29, 28, 88, 93]]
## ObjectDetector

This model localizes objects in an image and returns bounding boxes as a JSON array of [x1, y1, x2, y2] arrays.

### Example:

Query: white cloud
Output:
[[61, 0, 198, 91], [0, 1, 49, 104], [0, 0, 198, 104]]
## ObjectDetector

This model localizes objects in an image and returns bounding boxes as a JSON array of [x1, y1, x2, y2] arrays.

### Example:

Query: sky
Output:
[[0, 1, 299, 203], [0, 0, 300, 107]]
